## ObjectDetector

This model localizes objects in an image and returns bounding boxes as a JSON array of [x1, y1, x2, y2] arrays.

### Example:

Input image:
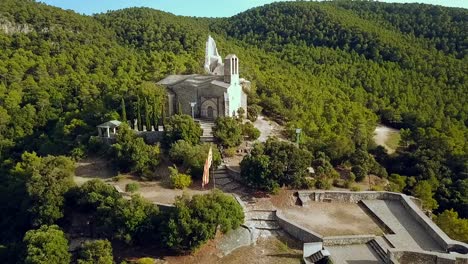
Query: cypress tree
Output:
[[152, 97, 158, 129], [136, 96, 142, 131], [161, 105, 165, 128], [144, 97, 151, 130], [121, 98, 127, 122]]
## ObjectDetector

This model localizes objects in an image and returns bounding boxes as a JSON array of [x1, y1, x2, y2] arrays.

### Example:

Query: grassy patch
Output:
[[385, 131, 401, 151]]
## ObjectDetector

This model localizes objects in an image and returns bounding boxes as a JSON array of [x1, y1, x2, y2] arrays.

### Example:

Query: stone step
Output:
[[308, 250, 324, 263], [223, 182, 241, 191], [215, 178, 233, 186], [246, 220, 281, 230], [245, 211, 276, 221], [214, 174, 229, 180], [367, 239, 387, 262]]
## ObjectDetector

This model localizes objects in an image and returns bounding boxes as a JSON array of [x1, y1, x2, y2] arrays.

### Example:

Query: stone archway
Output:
[[201, 99, 218, 120]]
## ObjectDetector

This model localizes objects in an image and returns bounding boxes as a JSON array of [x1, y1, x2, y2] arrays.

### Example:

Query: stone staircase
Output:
[[368, 237, 391, 262], [245, 210, 280, 231], [213, 165, 244, 192], [198, 120, 215, 142], [307, 249, 330, 263]]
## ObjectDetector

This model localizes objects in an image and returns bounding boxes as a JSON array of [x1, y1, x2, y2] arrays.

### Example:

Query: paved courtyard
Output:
[[278, 201, 384, 236], [327, 244, 380, 264]]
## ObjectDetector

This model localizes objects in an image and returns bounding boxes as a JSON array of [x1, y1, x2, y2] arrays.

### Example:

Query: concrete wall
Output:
[[322, 235, 375, 246], [390, 249, 459, 264], [276, 210, 323, 243], [297, 190, 404, 204], [297, 191, 468, 255]]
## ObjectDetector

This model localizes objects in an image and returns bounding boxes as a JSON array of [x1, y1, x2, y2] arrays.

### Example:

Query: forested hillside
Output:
[[0, 0, 467, 261]]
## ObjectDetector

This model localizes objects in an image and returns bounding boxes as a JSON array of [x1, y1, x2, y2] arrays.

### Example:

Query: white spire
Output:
[[204, 35, 224, 75]]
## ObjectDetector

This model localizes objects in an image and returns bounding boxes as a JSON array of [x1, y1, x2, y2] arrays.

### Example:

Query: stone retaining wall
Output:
[[322, 235, 375, 246], [226, 165, 242, 182], [297, 191, 468, 256], [389, 249, 460, 264], [137, 131, 164, 144], [276, 210, 323, 243]]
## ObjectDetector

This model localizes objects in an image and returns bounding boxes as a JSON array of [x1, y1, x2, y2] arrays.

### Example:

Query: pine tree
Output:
[[121, 98, 127, 122], [145, 97, 151, 130], [137, 96, 142, 131]]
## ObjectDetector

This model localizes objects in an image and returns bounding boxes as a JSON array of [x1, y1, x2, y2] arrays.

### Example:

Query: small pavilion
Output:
[[97, 120, 122, 138]]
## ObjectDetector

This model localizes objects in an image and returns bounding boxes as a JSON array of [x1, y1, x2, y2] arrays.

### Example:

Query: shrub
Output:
[[242, 122, 260, 141], [247, 104, 262, 122], [350, 185, 361, 192], [370, 185, 384, 191], [213, 117, 243, 147], [315, 178, 331, 190], [240, 139, 312, 192], [169, 166, 192, 189], [125, 183, 140, 193], [224, 147, 237, 157], [136, 258, 154, 264], [111, 124, 160, 176], [77, 239, 113, 264], [23, 225, 71, 264], [332, 179, 346, 188], [164, 114, 202, 146], [351, 165, 367, 182], [162, 190, 244, 252], [169, 140, 221, 178]]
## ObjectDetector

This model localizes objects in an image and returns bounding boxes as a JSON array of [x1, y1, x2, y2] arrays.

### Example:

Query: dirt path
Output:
[[373, 125, 400, 154]]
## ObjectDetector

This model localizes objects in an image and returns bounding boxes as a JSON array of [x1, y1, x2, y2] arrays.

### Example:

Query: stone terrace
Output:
[[362, 199, 443, 252]]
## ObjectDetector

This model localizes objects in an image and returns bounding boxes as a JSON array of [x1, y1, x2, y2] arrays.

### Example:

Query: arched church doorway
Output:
[[201, 99, 218, 120], [207, 106, 214, 119]]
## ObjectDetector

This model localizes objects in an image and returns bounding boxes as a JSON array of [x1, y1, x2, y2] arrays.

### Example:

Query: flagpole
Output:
[[212, 144, 215, 189]]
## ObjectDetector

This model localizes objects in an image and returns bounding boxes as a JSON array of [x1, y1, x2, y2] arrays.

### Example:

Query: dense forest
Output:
[[0, 0, 467, 262]]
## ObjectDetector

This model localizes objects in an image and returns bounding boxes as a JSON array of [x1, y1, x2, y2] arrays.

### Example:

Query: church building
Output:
[[158, 36, 249, 120]]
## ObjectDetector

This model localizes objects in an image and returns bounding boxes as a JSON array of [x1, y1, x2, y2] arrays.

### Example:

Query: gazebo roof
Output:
[[97, 120, 122, 128]]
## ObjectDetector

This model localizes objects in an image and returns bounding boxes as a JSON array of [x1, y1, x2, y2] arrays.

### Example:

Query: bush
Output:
[[240, 139, 312, 192], [136, 258, 154, 264], [315, 178, 331, 190], [350, 185, 361, 192], [351, 165, 367, 182], [242, 122, 260, 141], [169, 166, 192, 189], [224, 147, 237, 157], [370, 185, 384, 191], [164, 114, 202, 146], [77, 240, 113, 264], [332, 179, 346, 188], [23, 225, 71, 264], [247, 104, 262, 122], [111, 124, 160, 176], [125, 183, 140, 193], [169, 140, 221, 178], [213, 117, 243, 147], [162, 190, 244, 252]]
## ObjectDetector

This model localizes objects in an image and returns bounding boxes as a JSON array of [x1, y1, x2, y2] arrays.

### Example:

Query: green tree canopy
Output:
[[162, 190, 244, 252], [213, 117, 243, 148], [77, 239, 114, 264], [111, 124, 160, 176], [164, 114, 202, 146], [12, 152, 75, 226], [23, 225, 71, 264], [240, 138, 313, 191]]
